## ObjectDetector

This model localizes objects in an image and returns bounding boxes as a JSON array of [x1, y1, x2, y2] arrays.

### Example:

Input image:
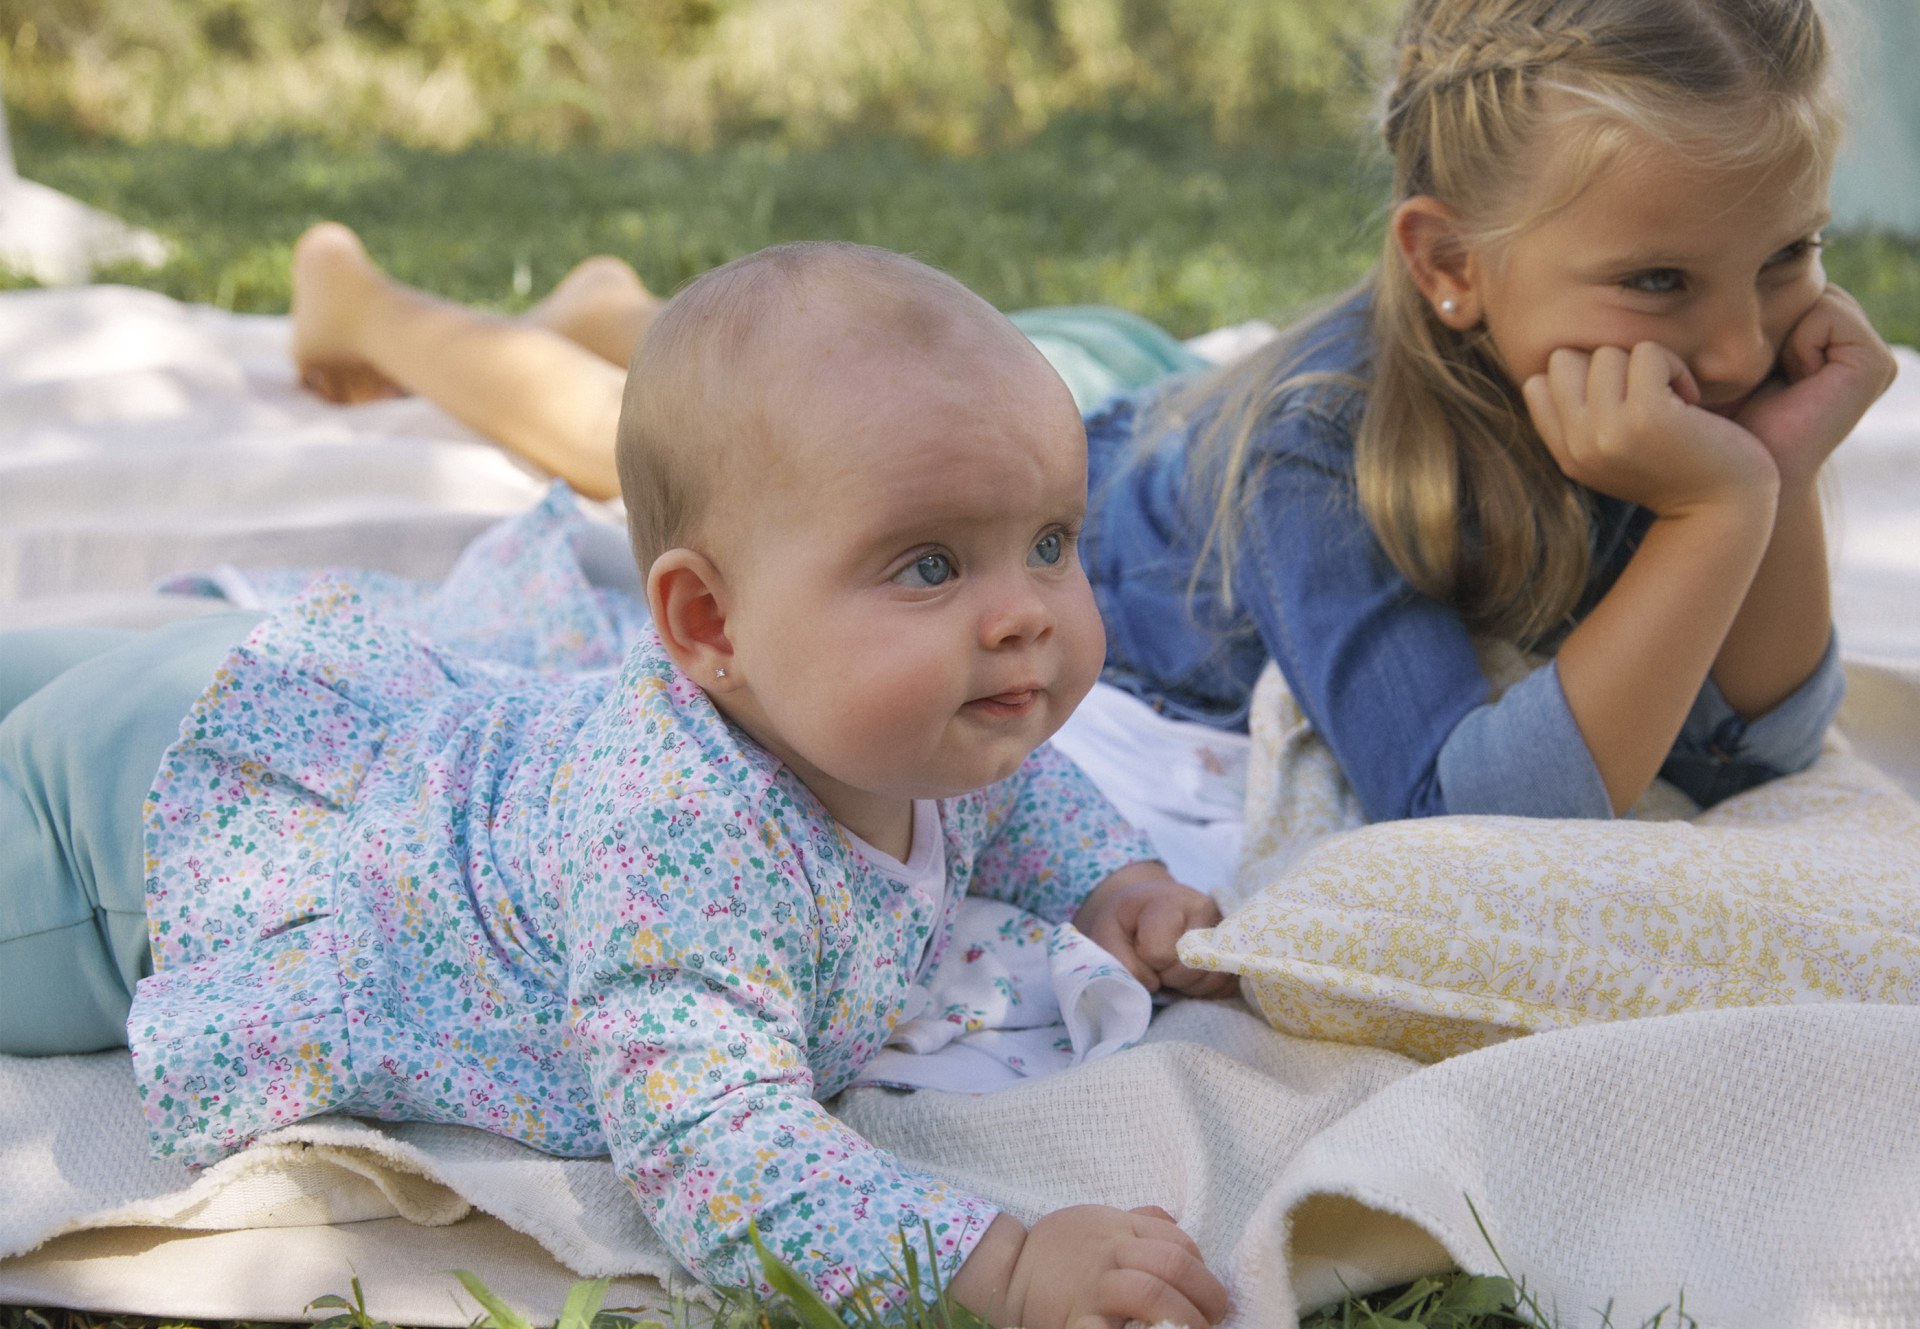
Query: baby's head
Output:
[[615, 242, 1104, 847]]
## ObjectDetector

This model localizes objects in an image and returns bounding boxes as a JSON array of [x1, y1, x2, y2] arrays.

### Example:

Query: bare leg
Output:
[[290, 223, 649, 500], [523, 255, 660, 369]]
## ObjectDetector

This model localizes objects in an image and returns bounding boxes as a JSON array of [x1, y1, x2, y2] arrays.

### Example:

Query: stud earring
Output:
[[1439, 298, 1457, 316], [715, 668, 728, 680]]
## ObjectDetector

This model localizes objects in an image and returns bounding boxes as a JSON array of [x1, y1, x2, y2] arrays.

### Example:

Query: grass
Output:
[[9, 109, 1918, 348], [3, 107, 1390, 338]]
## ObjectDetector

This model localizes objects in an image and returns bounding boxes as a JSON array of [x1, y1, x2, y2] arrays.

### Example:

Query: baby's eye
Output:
[[1029, 532, 1064, 567], [1623, 268, 1686, 295], [894, 552, 955, 588]]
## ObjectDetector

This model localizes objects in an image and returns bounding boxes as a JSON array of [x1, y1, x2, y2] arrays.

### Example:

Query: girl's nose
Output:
[[1694, 298, 1777, 395]]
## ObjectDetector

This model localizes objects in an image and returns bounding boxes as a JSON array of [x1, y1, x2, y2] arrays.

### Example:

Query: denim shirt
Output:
[[1079, 293, 1844, 822]]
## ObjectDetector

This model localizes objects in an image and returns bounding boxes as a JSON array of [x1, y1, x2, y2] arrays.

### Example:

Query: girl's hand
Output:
[[1735, 284, 1898, 493], [1074, 863, 1237, 999], [1522, 341, 1777, 518]]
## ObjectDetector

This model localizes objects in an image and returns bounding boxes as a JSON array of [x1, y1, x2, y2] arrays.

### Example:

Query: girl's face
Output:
[[1466, 132, 1831, 417], [708, 333, 1105, 849]]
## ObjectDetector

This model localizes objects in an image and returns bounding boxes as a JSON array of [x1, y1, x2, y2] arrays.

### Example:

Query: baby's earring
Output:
[[715, 667, 728, 680]]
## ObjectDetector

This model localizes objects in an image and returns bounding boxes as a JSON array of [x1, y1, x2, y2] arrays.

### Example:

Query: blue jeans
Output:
[[0, 613, 258, 1054]]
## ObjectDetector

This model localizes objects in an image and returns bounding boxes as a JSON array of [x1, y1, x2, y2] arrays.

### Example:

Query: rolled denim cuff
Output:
[[1435, 660, 1613, 819], [1662, 632, 1845, 807]]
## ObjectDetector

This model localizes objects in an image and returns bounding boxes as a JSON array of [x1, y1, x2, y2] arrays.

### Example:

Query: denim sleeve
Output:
[[1660, 632, 1846, 807], [1234, 414, 1492, 822], [1434, 660, 1613, 818]]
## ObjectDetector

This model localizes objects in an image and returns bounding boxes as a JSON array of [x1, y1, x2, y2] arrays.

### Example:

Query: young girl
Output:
[[0, 243, 1231, 1329], [1074, 0, 1900, 824]]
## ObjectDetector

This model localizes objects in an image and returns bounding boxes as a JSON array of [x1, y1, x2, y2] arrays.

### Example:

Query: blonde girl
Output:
[[1075, 0, 1897, 820]]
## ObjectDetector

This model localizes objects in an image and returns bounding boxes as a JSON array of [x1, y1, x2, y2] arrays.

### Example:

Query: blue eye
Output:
[[894, 553, 954, 588], [1030, 532, 1064, 567], [1624, 268, 1686, 295]]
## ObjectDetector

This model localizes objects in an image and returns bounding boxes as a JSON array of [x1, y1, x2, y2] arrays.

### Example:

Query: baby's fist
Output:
[[1075, 863, 1237, 998]]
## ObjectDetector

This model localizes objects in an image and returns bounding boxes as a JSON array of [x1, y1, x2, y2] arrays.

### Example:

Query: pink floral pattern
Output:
[[130, 489, 1156, 1305]]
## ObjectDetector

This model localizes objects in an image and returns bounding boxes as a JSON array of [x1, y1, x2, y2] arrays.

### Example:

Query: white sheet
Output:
[[3, 287, 1919, 1328]]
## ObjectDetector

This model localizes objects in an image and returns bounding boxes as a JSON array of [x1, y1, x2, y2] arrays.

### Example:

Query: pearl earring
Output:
[[1440, 298, 1457, 316]]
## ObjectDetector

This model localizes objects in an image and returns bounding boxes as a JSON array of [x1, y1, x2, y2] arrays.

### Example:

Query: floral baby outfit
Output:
[[132, 491, 1157, 1304]]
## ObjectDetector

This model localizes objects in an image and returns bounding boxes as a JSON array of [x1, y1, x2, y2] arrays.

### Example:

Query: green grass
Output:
[[10, 109, 1918, 347], [3, 107, 1390, 337]]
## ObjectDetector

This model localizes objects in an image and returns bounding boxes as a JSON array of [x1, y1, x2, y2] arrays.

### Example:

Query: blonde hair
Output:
[[1169, 0, 1841, 645], [616, 240, 1004, 573]]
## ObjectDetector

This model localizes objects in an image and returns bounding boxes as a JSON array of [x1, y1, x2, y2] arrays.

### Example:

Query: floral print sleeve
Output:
[[558, 663, 998, 1308], [969, 743, 1160, 923]]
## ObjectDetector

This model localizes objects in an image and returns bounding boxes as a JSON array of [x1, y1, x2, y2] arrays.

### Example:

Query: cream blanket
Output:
[[4, 287, 1919, 1327]]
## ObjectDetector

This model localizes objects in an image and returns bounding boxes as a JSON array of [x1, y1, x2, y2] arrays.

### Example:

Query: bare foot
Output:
[[290, 223, 406, 404], [523, 255, 661, 368]]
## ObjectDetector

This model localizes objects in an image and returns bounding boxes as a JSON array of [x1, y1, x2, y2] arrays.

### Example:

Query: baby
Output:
[[0, 241, 1229, 1329]]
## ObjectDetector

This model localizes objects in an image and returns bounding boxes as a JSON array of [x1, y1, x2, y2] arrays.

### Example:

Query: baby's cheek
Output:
[[1060, 582, 1107, 699]]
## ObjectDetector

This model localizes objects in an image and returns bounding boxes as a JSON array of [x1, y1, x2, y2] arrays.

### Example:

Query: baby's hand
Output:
[[1075, 862, 1237, 999], [1522, 341, 1776, 519], [1735, 283, 1898, 493], [955, 1205, 1230, 1329]]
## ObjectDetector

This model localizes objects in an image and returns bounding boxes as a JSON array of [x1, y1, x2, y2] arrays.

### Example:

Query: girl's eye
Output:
[[1030, 532, 1064, 567], [1766, 236, 1823, 268], [1623, 268, 1686, 295], [894, 552, 955, 588]]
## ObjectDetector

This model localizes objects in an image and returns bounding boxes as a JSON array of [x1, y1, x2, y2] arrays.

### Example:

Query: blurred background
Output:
[[1, 0, 1915, 341]]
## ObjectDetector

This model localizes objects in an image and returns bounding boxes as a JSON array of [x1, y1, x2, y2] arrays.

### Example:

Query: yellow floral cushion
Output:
[[1177, 664, 1920, 1063]]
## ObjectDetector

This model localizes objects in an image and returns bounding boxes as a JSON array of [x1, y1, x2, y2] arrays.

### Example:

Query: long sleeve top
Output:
[[1078, 293, 1844, 821], [130, 493, 1157, 1306]]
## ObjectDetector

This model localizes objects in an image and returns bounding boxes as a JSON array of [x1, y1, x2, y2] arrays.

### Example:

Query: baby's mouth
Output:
[[966, 688, 1041, 719]]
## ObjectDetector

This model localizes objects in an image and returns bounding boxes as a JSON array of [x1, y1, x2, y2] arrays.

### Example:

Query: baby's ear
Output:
[[647, 548, 736, 687]]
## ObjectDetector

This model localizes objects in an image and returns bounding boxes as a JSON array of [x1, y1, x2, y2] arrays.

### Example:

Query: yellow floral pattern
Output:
[[1180, 662, 1920, 1062]]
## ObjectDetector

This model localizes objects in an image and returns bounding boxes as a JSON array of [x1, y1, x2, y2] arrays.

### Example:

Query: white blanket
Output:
[[4, 287, 1919, 1328]]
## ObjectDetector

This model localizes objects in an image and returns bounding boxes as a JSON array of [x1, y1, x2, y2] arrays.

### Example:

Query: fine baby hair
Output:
[[1187, 0, 1841, 644]]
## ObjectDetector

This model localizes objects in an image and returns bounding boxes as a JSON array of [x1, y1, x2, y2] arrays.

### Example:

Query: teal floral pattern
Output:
[[131, 490, 1156, 1306]]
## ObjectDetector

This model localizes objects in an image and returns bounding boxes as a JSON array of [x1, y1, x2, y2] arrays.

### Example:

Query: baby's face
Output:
[[713, 331, 1104, 835]]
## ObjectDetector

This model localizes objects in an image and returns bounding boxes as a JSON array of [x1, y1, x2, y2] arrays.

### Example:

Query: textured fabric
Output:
[[6, 287, 1920, 1329], [1080, 292, 1847, 820], [125, 494, 1157, 1305], [9, 998, 1920, 1329], [0, 614, 258, 1055], [1009, 304, 1211, 414]]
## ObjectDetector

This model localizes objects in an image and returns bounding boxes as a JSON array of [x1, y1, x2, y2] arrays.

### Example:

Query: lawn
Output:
[[8, 110, 1919, 347]]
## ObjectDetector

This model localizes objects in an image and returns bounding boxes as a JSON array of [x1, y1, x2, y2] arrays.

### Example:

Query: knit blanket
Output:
[[4, 287, 1919, 1327]]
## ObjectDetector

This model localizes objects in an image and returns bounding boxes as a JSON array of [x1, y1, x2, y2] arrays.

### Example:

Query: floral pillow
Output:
[[1177, 664, 1920, 1062]]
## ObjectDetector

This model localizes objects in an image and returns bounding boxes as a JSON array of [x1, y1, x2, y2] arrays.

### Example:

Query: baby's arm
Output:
[[971, 745, 1230, 996], [565, 796, 1000, 1308]]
